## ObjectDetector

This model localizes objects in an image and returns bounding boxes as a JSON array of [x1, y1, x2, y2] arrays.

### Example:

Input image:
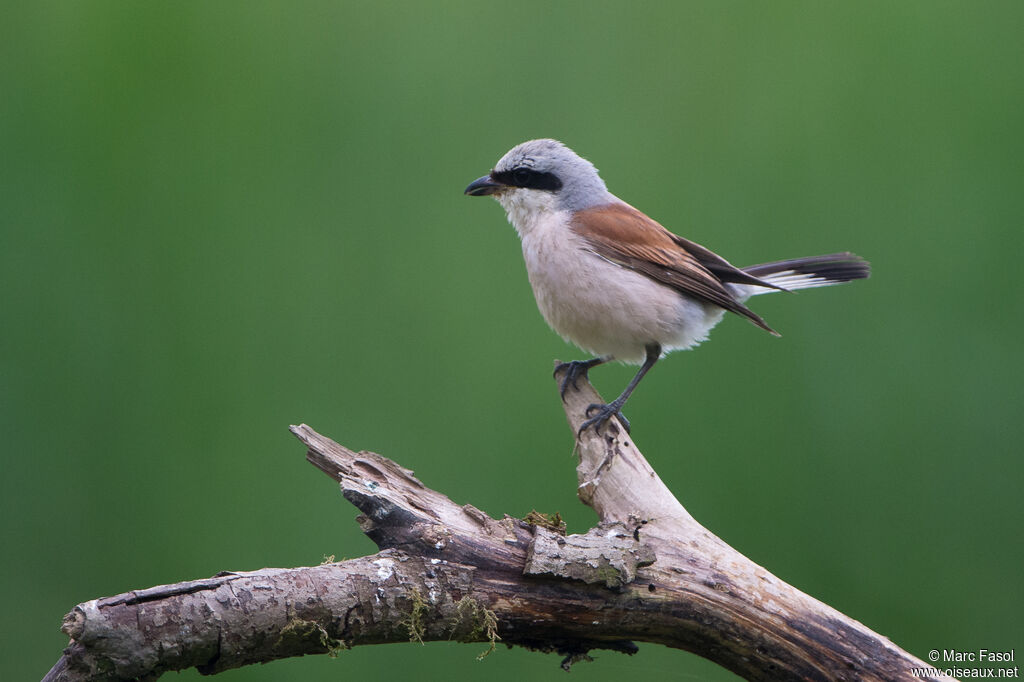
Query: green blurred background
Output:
[[4, 2, 1022, 680]]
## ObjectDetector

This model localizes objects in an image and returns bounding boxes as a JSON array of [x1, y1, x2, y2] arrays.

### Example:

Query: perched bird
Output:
[[465, 139, 869, 435]]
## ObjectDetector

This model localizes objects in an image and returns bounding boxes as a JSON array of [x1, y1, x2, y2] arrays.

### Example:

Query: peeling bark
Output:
[[42, 370, 946, 681]]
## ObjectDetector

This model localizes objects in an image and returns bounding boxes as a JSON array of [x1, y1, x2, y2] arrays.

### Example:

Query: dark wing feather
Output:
[[570, 203, 778, 335], [671, 234, 788, 291]]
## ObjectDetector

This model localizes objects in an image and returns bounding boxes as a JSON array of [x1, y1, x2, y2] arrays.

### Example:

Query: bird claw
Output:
[[578, 402, 631, 436], [554, 360, 594, 400]]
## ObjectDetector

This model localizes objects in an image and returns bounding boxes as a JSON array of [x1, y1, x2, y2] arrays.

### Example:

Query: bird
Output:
[[464, 139, 869, 436]]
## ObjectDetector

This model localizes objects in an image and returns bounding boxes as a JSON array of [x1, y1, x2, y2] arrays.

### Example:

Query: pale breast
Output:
[[518, 213, 720, 363]]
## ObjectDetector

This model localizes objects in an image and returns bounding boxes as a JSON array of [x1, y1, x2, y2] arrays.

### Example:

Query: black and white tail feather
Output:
[[741, 252, 870, 294]]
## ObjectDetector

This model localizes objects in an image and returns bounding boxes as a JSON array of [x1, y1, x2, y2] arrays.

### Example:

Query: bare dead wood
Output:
[[42, 370, 946, 681], [552, 365, 944, 680]]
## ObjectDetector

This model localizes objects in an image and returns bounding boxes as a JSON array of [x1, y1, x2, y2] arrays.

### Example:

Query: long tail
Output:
[[742, 252, 870, 293]]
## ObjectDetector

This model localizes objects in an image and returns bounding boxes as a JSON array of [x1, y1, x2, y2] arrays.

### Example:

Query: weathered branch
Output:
[[553, 366, 943, 680], [43, 370, 945, 681]]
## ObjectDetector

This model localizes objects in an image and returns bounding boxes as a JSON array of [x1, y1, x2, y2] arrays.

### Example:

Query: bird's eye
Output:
[[512, 168, 533, 185], [491, 166, 562, 192]]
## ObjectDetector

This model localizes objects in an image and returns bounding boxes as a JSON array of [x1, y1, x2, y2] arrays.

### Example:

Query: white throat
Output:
[[496, 189, 561, 239]]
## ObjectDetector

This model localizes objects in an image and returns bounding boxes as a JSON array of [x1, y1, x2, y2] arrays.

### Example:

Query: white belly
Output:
[[518, 213, 725, 364]]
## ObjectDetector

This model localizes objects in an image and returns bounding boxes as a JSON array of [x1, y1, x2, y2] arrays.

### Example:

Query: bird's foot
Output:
[[554, 360, 597, 400], [578, 401, 630, 437]]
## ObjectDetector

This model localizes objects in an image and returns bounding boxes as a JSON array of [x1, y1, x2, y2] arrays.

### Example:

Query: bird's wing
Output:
[[569, 202, 778, 334]]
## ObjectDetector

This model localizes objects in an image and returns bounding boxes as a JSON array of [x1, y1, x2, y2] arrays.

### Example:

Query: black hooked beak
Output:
[[464, 174, 503, 196]]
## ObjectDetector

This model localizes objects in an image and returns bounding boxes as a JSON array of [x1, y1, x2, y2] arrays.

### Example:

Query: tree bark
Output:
[[42, 368, 947, 681]]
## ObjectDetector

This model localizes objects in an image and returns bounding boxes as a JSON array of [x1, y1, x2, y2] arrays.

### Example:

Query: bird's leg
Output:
[[554, 355, 612, 400], [579, 343, 661, 436]]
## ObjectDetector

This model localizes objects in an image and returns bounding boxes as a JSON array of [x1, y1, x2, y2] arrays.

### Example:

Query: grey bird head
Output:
[[464, 139, 613, 212]]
